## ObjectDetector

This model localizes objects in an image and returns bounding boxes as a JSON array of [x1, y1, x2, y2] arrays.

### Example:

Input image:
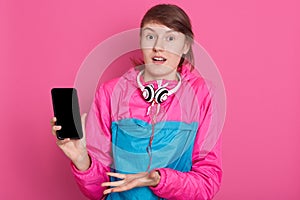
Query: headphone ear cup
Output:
[[155, 87, 169, 104], [143, 84, 155, 102]]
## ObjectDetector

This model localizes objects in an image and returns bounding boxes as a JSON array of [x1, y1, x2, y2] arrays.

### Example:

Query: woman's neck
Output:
[[143, 70, 178, 82]]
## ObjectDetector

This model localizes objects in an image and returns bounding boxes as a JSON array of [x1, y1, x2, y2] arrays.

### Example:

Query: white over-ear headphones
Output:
[[136, 70, 182, 104]]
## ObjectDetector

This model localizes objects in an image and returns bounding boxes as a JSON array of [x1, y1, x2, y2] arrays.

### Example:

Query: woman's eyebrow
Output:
[[142, 27, 178, 34], [142, 27, 155, 32]]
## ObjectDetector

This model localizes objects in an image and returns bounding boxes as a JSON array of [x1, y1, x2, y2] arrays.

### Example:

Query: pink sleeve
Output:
[[150, 81, 223, 200], [71, 156, 109, 200], [71, 84, 113, 200]]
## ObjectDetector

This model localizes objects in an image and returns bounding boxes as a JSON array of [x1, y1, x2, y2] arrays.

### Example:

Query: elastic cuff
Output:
[[71, 154, 94, 176]]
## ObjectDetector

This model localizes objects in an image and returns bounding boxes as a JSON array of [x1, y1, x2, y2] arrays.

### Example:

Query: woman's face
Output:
[[140, 23, 190, 81]]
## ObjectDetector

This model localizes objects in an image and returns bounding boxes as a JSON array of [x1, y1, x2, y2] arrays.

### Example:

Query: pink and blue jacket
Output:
[[71, 66, 222, 200]]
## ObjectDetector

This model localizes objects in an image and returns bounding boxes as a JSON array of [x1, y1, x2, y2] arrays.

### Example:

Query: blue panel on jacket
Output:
[[106, 118, 198, 200]]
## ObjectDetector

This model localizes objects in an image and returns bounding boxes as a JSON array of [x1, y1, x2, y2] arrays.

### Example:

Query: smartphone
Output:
[[51, 88, 83, 140]]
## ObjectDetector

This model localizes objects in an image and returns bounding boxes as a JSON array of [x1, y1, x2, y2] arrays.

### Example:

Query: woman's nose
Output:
[[153, 38, 164, 52]]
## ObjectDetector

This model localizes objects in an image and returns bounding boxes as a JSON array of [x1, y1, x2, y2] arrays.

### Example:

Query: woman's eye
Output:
[[166, 35, 175, 41], [146, 35, 155, 40]]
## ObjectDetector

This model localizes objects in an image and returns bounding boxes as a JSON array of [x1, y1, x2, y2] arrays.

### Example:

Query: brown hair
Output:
[[135, 4, 195, 71]]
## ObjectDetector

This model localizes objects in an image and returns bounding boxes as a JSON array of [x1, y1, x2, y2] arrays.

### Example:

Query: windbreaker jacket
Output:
[[71, 66, 222, 200]]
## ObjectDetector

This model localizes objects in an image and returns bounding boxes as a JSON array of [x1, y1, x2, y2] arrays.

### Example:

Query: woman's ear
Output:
[[183, 41, 191, 55]]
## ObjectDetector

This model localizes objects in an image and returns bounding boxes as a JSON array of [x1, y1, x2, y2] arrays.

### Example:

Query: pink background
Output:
[[1, 0, 299, 199]]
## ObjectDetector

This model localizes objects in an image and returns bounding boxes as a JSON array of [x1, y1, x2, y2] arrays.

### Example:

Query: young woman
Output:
[[51, 4, 222, 200]]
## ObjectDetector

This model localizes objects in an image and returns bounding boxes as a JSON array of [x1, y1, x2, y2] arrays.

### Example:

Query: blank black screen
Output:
[[51, 88, 83, 140]]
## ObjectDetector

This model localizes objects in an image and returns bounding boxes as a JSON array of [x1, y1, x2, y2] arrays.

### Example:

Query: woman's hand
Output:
[[50, 113, 90, 171], [101, 171, 161, 195]]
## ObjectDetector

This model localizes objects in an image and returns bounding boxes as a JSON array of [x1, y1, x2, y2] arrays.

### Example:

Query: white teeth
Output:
[[153, 57, 166, 61]]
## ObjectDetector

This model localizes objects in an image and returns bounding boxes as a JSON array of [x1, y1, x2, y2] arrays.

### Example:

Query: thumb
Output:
[[81, 113, 87, 138], [81, 113, 87, 127], [149, 170, 157, 179], [149, 170, 160, 184]]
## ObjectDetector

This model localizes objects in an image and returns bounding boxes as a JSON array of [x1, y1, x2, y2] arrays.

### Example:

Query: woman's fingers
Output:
[[109, 181, 138, 193], [56, 138, 71, 146], [101, 179, 125, 187], [52, 125, 61, 136], [106, 172, 126, 179], [102, 178, 139, 194], [51, 114, 86, 139], [50, 117, 60, 136], [50, 117, 56, 126], [102, 172, 127, 187], [101, 171, 159, 195], [103, 188, 113, 195]]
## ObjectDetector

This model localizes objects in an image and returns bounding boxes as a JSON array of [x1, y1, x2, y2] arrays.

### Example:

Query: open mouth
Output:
[[152, 56, 167, 64]]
